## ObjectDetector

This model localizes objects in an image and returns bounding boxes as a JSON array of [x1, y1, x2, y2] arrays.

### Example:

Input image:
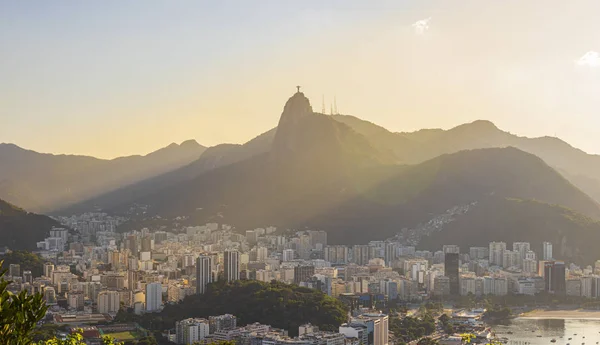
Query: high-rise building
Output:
[[592, 276, 600, 298], [141, 235, 153, 252], [544, 261, 566, 294], [176, 318, 210, 345], [224, 251, 240, 282], [43, 262, 55, 278], [44, 287, 57, 305], [403, 259, 428, 283], [434, 276, 451, 296], [245, 230, 257, 244], [256, 247, 268, 262], [154, 231, 168, 244], [294, 265, 316, 284], [469, 247, 489, 260], [23, 270, 32, 284], [442, 245, 460, 254], [145, 282, 163, 311], [128, 270, 141, 291], [460, 276, 476, 296], [384, 243, 398, 266], [127, 234, 138, 258], [523, 259, 538, 274], [67, 291, 84, 310], [351, 313, 389, 345], [196, 256, 212, 294], [581, 276, 594, 298], [208, 314, 237, 334], [308, 230, 328, 247], [8, 264, 20, 278], [489, 242, 506, 266], [566, 279, 582, 297], [513, 242, 530, 267], [297, 233, 312, 260], [353, 245, 371, 266], [543, 242, 553, 261], [502, 250, 519, 269], [444, 253, 459, 295], [97, 290, 120, 314], [283, 249, 295, 262], [324, 246, 349, 264]]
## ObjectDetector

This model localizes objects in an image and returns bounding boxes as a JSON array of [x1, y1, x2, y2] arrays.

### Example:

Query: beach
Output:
[[520, 309, 600, 319]]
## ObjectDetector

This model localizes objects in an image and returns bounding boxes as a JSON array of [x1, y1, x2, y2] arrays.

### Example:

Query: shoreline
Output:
[[519, 309, 600, 320]]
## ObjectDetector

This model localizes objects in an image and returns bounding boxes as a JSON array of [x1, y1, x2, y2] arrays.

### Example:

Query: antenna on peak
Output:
[[321, 95, 326, 114], [334, 96, 338, 115]]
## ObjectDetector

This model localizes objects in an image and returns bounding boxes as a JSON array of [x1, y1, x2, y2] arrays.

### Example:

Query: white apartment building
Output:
[[145, 282, 163, 312]]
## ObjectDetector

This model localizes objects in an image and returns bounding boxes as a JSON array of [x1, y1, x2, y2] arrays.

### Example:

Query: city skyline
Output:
[[3, 1, 600, 158]]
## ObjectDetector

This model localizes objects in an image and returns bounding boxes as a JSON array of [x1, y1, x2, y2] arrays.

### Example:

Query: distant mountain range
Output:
[[0, 140, 206, 212], [4, 90, 600, 263], [0, 198, 59, 251], [63, 108, 600, 214]]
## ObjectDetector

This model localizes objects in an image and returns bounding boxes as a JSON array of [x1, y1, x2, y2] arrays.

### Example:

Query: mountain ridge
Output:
[[0, 199, 60, 251], [0, 140, 207, 213]]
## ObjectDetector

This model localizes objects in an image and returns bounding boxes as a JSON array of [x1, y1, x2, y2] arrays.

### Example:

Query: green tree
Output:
[[417, 337, 439, 345], [124, 280, 347, 336], [0, 251, 46, 277], [0, 260, 48, 344], [0, 261, 118, 344], [35, 330, 121, 345]]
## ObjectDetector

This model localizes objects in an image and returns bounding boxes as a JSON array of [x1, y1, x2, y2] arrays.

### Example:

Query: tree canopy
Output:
[[116, 279, 348, 336], [1, 250, 46, 277]]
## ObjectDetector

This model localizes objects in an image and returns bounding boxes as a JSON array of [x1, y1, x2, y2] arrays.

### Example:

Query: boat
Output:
[[538, 336, 543, 338], [551, 340, 557, 343], [508, 332, 514, 335]]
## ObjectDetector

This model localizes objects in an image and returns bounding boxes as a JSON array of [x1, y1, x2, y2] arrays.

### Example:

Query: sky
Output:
[[2, 0, 600, 159]]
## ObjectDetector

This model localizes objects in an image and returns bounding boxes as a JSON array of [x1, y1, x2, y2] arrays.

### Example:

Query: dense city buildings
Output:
[[176, 318, 210, 345], [6, 208, 600, 343]]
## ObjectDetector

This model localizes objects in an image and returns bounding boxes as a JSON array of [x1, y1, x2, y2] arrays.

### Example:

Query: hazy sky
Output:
[[2, 0, 600, 159]]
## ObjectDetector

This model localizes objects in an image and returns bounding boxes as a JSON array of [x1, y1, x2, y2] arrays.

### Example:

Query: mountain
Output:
[[73, 93, 396, 215], [330, 116, 600, 203], [107, 92, 600, 265], [61, 129, 277, 214], [418, 197, 600, 265], [90, 114, 600, 215], [0, 141, 206, 213], [306, 147, 600, 245], [0, 199, 60, 251], [123, 91, 394, 222]]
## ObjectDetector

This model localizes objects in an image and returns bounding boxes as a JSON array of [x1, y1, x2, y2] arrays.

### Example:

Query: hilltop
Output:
[[0, 199, 60, 250]]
